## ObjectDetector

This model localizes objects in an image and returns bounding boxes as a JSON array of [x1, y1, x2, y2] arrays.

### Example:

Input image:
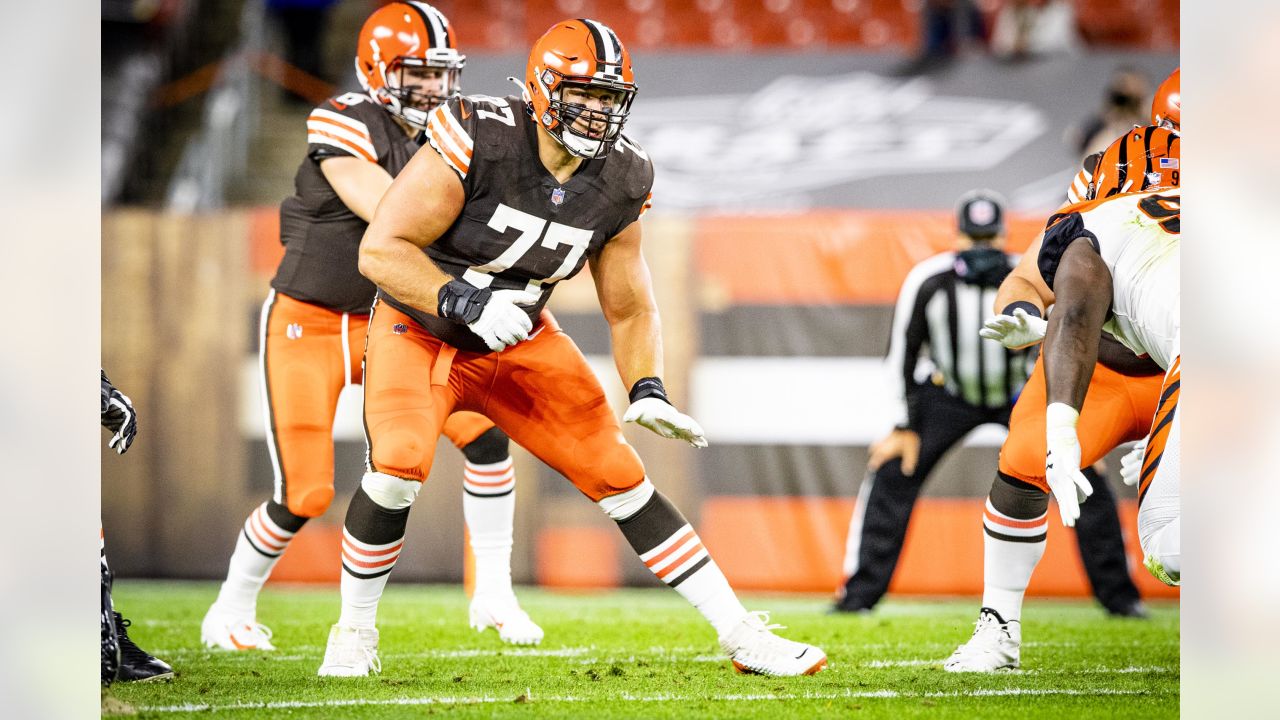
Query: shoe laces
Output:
[[331, 628, 381, 673], [966, 611, 1011, 648], [738, 611, 802, 656], [113, 613, 154, 664]]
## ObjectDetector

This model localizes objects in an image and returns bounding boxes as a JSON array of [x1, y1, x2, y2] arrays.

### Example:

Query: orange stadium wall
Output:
[[101, 207, 1176, 603]]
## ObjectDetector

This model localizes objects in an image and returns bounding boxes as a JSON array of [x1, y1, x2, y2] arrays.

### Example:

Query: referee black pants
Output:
[[838, 385, 1140, 613]]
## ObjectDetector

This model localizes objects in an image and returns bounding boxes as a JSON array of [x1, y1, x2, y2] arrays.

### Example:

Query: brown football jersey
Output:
[[381, 94, 654, 353], [271, 91, 422, 314]]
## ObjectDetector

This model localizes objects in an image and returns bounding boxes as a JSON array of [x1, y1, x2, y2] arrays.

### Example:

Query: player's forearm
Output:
[[994, 275, 1049, 316], [358, 234, 453, 315], [608, 308, 664, 390], [1043, 308, 1100, 410]]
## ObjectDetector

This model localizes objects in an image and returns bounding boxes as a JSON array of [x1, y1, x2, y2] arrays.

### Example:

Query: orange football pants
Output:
[[998, 354, 1163, 493], [261, 291, 495, 517], [361, 301, 646, 501]]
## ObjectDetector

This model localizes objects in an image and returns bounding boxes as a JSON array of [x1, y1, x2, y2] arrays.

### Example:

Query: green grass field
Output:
[[104, 581, 1178, 718]]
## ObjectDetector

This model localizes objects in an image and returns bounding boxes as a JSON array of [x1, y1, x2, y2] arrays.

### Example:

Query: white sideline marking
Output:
[[142, 688, 1159, 713]]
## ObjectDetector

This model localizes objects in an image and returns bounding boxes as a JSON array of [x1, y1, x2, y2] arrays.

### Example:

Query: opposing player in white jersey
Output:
[[1037, 187, 1181, 585]]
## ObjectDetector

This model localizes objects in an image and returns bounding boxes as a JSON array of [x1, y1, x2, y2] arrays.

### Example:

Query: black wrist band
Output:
[[894, 423, 911, 432], [1001, 301, 1042, 319], [437, 280, 491, 325], [629, 377, 670, 404]]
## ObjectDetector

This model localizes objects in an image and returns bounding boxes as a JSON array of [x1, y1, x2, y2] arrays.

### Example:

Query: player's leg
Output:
[[1073, 465, 1146, 616], [482, 324, 825, 677], [205, 292, 346, 650], [1137, 357, 1180, 585], [947, 360, 1155, 671], [102, 528, 174, 682], [442, 412, 543, 645], [319, 303, 452, 677], [837, 388, 989, 612]]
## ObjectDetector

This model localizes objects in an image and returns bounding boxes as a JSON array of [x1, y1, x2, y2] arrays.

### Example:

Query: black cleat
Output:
[[113, 612, 174, 682], [1106, 599, 1150, 619]]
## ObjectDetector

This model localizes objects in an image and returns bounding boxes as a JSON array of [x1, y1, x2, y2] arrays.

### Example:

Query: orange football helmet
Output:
[[1086, 125, 1180, 201], [356, 2, 465, 129], [524, 19, 637, 159], [1151, 68, 1180, 130]]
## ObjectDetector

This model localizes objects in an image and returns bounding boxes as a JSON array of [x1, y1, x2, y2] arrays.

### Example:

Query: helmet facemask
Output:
[[383, 48, 465, 129], [536, 69, 635, 159]]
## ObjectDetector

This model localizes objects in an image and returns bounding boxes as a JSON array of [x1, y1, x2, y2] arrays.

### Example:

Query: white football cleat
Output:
[[469, 594, 544, 646], [719, 611, 827, 676], [944, 607, 1021, 672], [317, 625, 381, 677], [200, 603, 276, 651]]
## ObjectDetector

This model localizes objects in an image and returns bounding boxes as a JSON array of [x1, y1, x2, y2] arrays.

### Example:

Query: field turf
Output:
[[104, 581, 1178, 718]]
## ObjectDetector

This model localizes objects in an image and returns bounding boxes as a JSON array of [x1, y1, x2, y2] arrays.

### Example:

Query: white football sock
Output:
[[980, 498, 1048, 622], [463, 459, 517, 599], [216, 503, 296, 617]]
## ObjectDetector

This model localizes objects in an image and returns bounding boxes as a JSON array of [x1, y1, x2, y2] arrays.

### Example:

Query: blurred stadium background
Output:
[[100, 0, 1178, 603]]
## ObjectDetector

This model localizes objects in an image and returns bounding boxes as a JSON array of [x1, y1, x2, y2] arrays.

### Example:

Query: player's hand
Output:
[[1120, 437, 1148, 487], [102, 385, 138, 455], [624, 398, 708, 448], [868, 428, 920, 475], [979, 308, 1047, 349], [1045, 403, 1092, 527], [439, 280, 541, 352], [469, 289, 541, 352]]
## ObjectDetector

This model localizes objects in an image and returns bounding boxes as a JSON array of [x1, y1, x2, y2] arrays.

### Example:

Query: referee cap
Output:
[[956, 189, 1006, 240]]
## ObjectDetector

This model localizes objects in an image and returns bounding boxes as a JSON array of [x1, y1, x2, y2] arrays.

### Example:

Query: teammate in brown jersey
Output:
[[202, 2, 543, 653], [317, 18, 828, 679]]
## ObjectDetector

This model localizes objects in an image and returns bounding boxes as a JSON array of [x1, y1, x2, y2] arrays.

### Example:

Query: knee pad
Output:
[[370, 426, 433, 479], [286, 486, 335, 519], [598, 478, 655, 521], [360, 471, 422, 510], [571, 430, 646, 501], [990, 472, 1050, 518], [462, 427, 510, 465]]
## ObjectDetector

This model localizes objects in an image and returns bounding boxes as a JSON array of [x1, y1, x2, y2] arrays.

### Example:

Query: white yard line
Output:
[[141, 687, 1161, 713]]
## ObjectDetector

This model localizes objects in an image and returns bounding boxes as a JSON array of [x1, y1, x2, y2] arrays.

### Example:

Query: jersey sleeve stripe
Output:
[[309, 108, 374, 141], [426, 106, 471, 177], [435, 104, 474, 156], [307, 116, 378, 159], [307, 128, 377, 163]]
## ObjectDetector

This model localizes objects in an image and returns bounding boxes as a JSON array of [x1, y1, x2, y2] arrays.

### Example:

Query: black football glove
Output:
[[101, 370, 137, 455]]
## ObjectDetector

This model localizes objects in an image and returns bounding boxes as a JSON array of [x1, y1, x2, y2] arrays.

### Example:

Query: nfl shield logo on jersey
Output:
[[286, 323, 303, 340], [551, 187, 566, 206]]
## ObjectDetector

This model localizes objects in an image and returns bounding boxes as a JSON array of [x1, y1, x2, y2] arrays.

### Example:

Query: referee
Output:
[[833, 190, 1144, 615]]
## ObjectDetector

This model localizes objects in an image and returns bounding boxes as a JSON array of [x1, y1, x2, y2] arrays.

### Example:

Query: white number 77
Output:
[[461, 204, 593, 295]]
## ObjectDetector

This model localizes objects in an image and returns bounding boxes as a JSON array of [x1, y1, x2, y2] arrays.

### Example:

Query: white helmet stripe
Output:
[[582, 18, 619, 66], [409, 2, 451, 48]]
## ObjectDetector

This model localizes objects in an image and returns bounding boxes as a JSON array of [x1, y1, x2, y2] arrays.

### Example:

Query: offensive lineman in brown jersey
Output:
[[202, 2, 543, 652], [316, 19, 828, 679]]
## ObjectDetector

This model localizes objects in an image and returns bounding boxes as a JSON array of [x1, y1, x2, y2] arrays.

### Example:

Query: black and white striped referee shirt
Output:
[[886, 251, 1033, 428]]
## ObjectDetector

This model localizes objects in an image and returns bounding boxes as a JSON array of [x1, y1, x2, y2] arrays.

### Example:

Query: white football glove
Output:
[[467, 289, 540, 352], [623, 397, 709, 448], [1045, 403, 1093, 527], [1120, 437, 1148, 487], [979, 308, 1048, 349]]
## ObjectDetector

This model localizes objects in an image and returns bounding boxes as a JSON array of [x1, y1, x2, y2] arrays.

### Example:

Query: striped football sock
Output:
[[462, 458, 517, 598], [215, 501, 306, 617], [338, 487, 409, 629], [604, 482, 747, 637], [980, 474, 1050, 622]]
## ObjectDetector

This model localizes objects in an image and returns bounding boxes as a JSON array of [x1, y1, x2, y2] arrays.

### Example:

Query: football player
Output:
[[946, 74, 1180, 672], [202, 2, 543, 652], [316, 18, 827, 678], [102, 370, 174, 683]]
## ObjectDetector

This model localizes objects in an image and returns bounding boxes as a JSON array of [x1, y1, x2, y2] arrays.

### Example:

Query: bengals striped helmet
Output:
[[1085, 125, 1180, 201], [356, 2, 465, 129], [1151, 68, 1180, 130], [524, 19, 638, 159]]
